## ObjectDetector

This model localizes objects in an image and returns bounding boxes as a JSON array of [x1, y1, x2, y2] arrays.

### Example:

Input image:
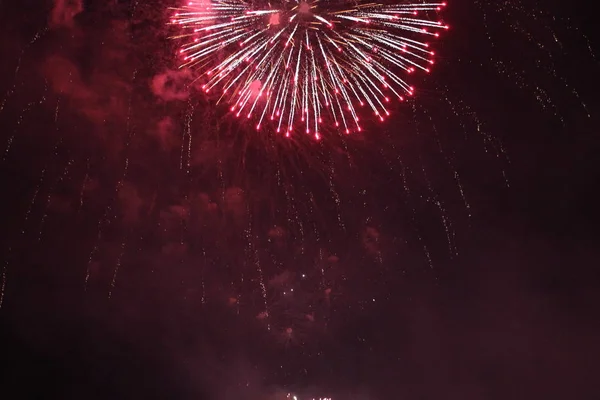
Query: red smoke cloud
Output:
[[50, 0, 83, 28], [151, 69, 193, 101]]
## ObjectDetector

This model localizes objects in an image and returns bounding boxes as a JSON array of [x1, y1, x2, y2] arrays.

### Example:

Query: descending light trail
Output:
[[171, 0, 448, 139]]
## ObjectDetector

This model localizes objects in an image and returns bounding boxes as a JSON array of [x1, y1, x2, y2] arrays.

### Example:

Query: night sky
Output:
[[0, 0, 599, 399]]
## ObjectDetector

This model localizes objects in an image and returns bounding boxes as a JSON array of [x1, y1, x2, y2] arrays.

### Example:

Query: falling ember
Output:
[[172, 0, 447, 138]]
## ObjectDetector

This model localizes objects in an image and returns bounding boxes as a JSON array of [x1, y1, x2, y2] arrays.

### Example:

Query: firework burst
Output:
[[171, 0, 448, 139]]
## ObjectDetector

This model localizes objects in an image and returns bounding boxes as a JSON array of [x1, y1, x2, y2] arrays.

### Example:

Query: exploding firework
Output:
[[171, 0, 448, 138]]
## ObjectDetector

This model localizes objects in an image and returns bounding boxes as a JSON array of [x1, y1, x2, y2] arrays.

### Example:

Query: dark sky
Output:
[[0, 0, 599, 399]]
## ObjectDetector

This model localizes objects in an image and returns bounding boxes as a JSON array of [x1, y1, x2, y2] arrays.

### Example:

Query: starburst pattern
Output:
[[171, 0, 448, 139]]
